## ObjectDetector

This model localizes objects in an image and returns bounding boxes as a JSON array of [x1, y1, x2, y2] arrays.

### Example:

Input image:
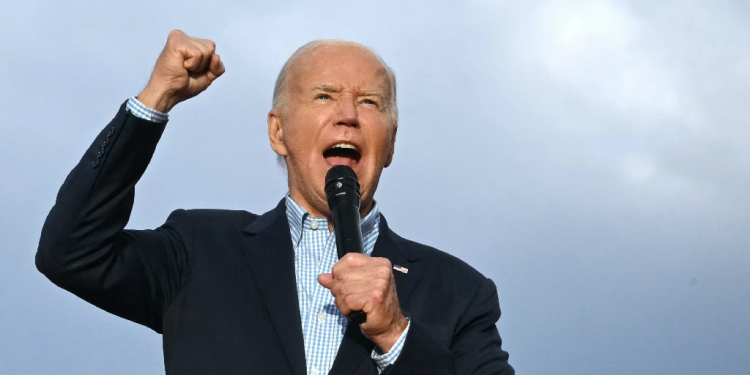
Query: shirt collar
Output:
[[285, 195, 380, 251]]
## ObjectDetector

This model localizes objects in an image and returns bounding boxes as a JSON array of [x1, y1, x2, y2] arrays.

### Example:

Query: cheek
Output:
[[367, 127, 394, 164], [283, 113, 328, 157]]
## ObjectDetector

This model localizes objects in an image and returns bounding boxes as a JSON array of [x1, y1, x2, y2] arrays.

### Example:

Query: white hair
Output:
[[271, 40, 398, 169]]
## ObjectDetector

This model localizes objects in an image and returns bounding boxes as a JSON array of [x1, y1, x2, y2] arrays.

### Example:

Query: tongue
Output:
[[325, 155, 357, 167]]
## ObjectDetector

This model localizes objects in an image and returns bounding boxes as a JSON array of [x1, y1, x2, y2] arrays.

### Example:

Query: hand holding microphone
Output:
[[317, 166, 408, 353]]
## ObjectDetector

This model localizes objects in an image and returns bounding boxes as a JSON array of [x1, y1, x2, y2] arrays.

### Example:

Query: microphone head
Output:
[[325, 165, 358, 182], [325, 165, 361, 209]]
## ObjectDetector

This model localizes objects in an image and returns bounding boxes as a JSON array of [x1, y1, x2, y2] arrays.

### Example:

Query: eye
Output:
[[315, 94, 331, 100], [361, 98, 379, 106]]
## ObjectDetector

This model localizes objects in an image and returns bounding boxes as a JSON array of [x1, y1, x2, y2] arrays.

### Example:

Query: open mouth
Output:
[[323, 143, 361, 167]]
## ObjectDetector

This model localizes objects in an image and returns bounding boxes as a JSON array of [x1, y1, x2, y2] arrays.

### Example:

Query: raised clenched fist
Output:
[[137, 29, 226, 113]]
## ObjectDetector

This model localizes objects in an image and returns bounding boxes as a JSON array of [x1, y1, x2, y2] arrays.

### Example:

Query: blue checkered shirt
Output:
[[125, 97, 409, 374]]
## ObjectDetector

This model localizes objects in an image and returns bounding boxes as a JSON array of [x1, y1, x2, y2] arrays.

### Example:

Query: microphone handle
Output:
[[331, 204, 367, 324]]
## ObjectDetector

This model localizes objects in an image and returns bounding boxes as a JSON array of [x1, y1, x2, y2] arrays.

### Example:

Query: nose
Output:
[[334, 95, 359, 128]]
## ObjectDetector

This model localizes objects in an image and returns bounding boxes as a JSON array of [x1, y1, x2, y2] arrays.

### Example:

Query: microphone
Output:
[[325, 165, 367, 324]]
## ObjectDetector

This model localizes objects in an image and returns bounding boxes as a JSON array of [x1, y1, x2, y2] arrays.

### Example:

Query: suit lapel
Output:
[[327, 318, 377, 375], [241, 200, 306, 375], [329, 214, 423, 375], [371, 215, 423, 309]]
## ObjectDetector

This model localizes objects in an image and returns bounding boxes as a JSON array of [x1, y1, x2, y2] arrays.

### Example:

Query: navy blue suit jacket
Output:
[[36, 102, 514, 375]]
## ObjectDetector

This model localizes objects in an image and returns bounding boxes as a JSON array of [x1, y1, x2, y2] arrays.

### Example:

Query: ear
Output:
[[267, 110, 289, 157], [384, 124, 397, 168]]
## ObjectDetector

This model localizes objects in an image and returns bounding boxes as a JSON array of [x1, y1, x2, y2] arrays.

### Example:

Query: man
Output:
[[36, 30, 514, 374]]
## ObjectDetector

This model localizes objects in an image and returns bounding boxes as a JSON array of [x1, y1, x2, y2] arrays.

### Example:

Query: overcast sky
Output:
[[1, 0, 749, 374]]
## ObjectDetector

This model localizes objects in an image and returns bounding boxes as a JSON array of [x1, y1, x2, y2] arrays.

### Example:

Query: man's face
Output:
[[268, 44, 396, 218]]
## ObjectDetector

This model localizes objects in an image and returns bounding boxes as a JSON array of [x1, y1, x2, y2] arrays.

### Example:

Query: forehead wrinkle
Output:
[[292, 47, 391, 96], [273, 40, 397, 119]]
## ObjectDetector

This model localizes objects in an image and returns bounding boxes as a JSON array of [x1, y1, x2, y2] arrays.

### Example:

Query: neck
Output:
[[287, 190, 374, 229]]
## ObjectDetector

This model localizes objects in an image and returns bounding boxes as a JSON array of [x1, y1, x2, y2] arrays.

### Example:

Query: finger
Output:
[[371, 256, 392, 270], [207, 54, 225, 82], [330, 278, 375, 300], [182, 44, 206, 72], [352, 289, 390, 327], [372, 264, 393, 281], [194, 39, 216, 73], [199, 38, 216, 54], [317, 273, 334, 289], [334, 297, 352, 317], [342, 293, 371, 315], [341, 252, 368, 265], [186, 73, 211, 95], [184, 42, 211, 73], [332, 259, 392, 285], [345, 263, 392, 283], [332, 269, 370, 284], [332, 253, 368, 275], [335, 293, 365, 317]]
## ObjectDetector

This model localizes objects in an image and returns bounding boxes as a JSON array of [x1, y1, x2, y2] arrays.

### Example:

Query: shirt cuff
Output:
[[371, 318, 410, 372], [126, 96, 169, 123]]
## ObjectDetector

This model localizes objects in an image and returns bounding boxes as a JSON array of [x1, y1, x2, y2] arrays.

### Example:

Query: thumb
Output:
[[317, 273, 334, 289]]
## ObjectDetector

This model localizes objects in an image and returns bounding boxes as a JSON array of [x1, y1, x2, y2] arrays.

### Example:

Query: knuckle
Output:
[[357, 255, 370, 266], [195, 43, 206, 56], [186, 43, 203, 56], [200, 42, 213, 54], [370, 290, 384, 303], [342, 254, 361, 267], [335, 270, 347, 281], [377, 266, 391, 279]]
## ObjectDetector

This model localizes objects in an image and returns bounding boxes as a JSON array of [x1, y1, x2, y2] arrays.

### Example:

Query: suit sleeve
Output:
[[384, 278, 514, 375], [35, 102, 191, 333]]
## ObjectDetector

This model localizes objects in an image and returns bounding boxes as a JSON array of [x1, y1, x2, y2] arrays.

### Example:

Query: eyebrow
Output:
[[312, 84, 384, 100], [312, 84, 339, 93]]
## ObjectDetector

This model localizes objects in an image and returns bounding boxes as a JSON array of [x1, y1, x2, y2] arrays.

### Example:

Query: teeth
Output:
[[332, 143, 358, 151]]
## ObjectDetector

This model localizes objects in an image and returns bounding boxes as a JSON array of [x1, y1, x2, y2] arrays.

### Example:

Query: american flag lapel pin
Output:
[[393, 264, 409, 274]]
